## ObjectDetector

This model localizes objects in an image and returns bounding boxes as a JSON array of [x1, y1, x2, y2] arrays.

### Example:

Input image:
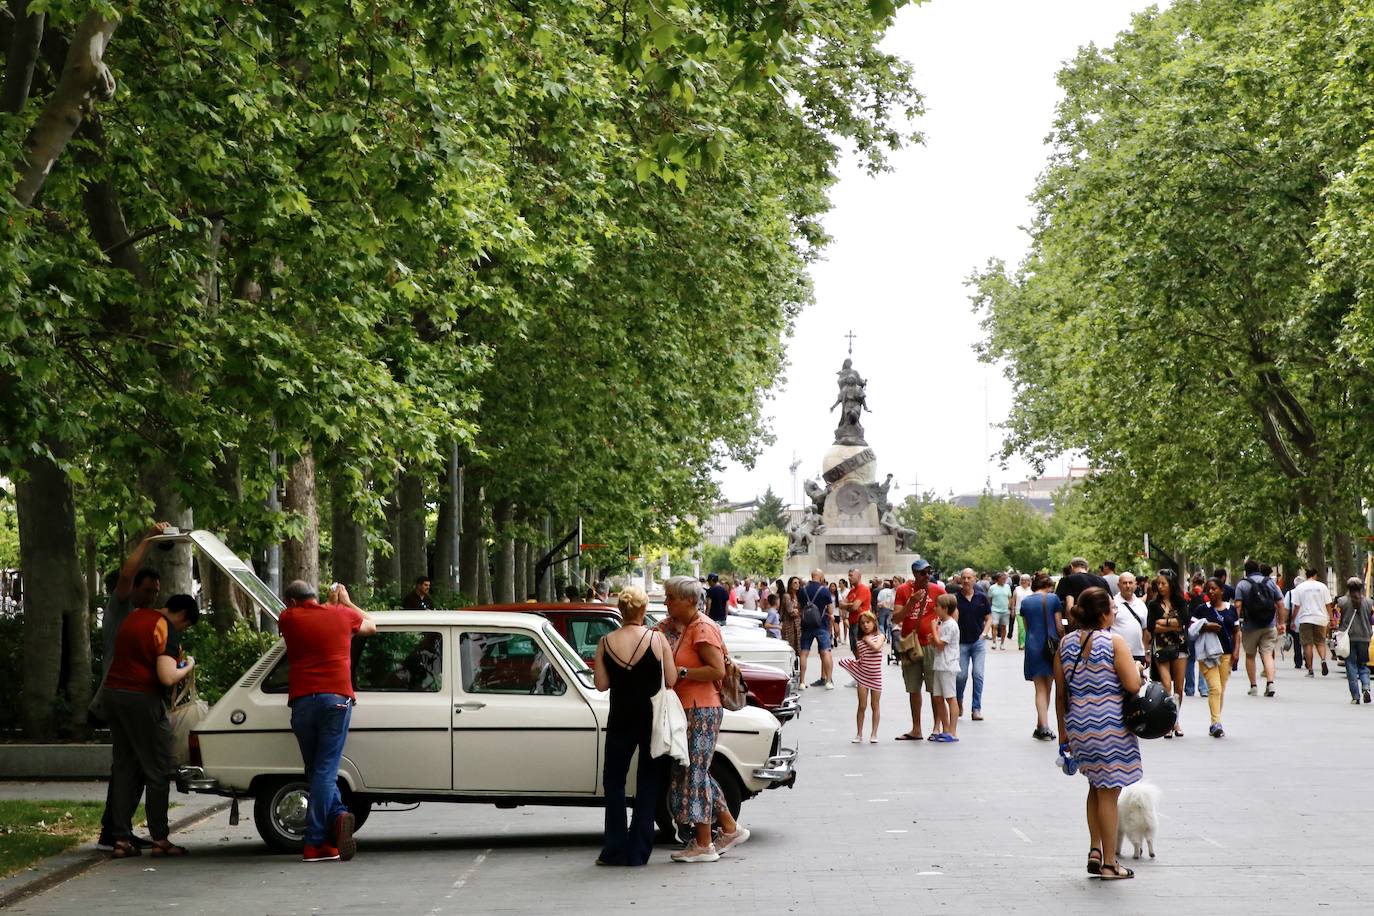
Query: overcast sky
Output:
[[717, 0, 1151, 507]]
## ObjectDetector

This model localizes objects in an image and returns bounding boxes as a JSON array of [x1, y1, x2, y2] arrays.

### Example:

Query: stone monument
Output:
[[784, 354, 921, 580]]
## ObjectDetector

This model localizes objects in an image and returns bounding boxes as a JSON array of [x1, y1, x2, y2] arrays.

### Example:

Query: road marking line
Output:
[[917, 871, 944, 876], [1011, 827, 1031, 844], [1200, 835, 1225, 849], [869, 798, 889, 802], [843, 773, 863, 777], [828, 754, 847, 758], [433, 847, 492, 912], [886, 829, 908, 834]]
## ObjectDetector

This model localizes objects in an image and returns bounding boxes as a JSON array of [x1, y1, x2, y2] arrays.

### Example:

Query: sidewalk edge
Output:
[[0, 800, 230, 909]]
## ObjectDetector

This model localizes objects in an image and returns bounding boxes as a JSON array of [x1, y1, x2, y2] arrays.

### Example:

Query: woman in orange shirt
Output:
[[660, 575, 748, 863]]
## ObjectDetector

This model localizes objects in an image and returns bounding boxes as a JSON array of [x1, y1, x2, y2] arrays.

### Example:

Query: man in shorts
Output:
[[988, 572, 1012, 650], [1235, 559, 1286, 697], [798, 569, 835, 689], [1290, 568, 1334, 677], [892, 559, 945, 739]]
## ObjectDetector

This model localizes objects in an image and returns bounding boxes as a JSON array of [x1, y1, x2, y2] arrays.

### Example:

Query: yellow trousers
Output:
[[1201, 655, 1232, 724]]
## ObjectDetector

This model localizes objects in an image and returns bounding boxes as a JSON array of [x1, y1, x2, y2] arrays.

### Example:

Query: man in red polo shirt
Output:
[[892, 559, 945, 740], [841, 567, 872, 657], [278, 580, 377, 863]]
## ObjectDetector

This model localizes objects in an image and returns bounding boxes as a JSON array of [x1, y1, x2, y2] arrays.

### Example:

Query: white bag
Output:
[[649, 649, 689, 767], [1333, 629, 1351, 661], [167, 673, 209, 766]]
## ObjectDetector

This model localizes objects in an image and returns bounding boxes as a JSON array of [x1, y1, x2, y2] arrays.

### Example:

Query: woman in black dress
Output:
[[593, 586, 677, 865], [1145, 573, 1189, 738]]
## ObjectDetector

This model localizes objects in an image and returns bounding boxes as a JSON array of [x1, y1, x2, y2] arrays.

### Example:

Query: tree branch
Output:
[[12, 9, 119, 207], [1, 0, 43, 114]]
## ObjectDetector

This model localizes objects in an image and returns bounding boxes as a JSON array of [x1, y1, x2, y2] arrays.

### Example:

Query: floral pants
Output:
[[670, 706, 727, 826]]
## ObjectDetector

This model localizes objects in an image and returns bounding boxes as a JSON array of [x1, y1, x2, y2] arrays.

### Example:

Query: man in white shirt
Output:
[[1290, 568, 1334, 677], [1111, 572, 1148, 664], [741, 579, 759, 611]]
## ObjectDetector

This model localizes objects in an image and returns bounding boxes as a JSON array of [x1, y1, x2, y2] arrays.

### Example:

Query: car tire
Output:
[[253, 777, 370, 852], [709, 758, 744, 821], [254, 776, 311, 853]]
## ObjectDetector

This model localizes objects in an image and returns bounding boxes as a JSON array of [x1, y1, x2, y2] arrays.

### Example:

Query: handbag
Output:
[[1036, 595, 1060, 663], [649, 644, 689, 767], [167, 671, 209, 766], [898, 630, 921, 663], [719, 655, 748, 712], [1333, 629, 1351, 661]]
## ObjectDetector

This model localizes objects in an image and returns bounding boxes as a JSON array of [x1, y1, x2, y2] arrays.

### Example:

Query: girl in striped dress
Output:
[[839, 611, 885, 743], [1055, 587, 1143, 880]]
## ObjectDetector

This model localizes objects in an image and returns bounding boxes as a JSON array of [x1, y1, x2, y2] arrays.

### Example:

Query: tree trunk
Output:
[[140, 462, 194, 601], [478, 541, 493, 605], [12, 10, 119, 207], [1304, 519, 1327, 584], [63, 589, 91, 736], [524, 531, 538, 600], [459, 479, 484, 601], [282, 446, 320, 590], [493, 499, 516, 604], [398, 469, 428, 588], [15, 447, 85, 739], [434, 447, 460, 595], [513, 539, 528, 602], [1332, 523, 1357, 593], [2, 1, 44, 115], [329, 477, 367, 591], [373, 485, 400, 593], [83, 529, 99, 608]]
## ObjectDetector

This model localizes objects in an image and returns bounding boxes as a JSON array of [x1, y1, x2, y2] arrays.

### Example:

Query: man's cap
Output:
[[911, 559, 932, 574], [707, 573, 719, 581]]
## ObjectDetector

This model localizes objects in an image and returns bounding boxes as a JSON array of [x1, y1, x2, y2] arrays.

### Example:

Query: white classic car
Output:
[[647, 606, 800, 685]]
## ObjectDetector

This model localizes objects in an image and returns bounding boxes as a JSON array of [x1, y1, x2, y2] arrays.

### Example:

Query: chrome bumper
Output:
[[753, 746, 798, 787], [175, 766, 221, 794], [773, 693, 802, 722]]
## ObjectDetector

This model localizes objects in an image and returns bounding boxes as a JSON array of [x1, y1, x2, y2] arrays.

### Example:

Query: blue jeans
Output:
[[290, 693, 353, 847], [1345, 640, 1371, 700], [877, 609, 893, 643], [956, 639, 987, 712], [601, 727, 664, 865]]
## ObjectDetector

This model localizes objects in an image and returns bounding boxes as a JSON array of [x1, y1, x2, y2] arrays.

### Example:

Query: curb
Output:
[[0, 799, 230, 909]]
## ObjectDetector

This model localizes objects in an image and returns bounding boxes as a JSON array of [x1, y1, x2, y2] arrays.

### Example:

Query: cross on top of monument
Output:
[[844, 329, 857, 355]]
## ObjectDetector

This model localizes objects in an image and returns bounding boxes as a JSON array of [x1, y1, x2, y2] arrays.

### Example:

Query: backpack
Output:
[[800, 582, 826, 631], [1239, 574, 1277, 628]]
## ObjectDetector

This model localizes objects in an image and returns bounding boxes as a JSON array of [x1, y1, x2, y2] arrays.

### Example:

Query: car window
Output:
[[261, 654, 290, 694], [565, 617, 618, 661], [460, 632, 565, 696], [351, 631, 443, 692]]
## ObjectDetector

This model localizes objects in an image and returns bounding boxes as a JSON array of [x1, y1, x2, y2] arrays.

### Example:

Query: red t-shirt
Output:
[[105, 608, 181, 693], [895, 580, 947, 642], [279, 601, 365, 701], [846, 582, 873, 626]]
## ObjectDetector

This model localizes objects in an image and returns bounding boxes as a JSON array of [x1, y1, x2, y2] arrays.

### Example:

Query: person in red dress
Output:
[[839, 611, 886, 743]]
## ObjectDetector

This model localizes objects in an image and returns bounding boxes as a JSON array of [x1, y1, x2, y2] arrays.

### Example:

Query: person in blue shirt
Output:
[[1195, 578, 1241, 738], [798, 569, 835, 688], [954, 568, 992, 720], [705, 573, 730, 624]]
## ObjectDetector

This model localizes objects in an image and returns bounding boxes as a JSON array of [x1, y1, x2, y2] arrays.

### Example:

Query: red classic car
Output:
[[465, 604, 799, 722]]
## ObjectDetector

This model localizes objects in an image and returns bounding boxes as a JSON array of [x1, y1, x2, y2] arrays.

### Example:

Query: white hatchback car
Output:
[[647, 606, 799, 685], [179, 608, 797, 851]]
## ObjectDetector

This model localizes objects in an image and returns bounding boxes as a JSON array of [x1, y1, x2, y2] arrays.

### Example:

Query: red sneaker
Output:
[[302, 844, 340, 862], [333, 812, 356, 861]]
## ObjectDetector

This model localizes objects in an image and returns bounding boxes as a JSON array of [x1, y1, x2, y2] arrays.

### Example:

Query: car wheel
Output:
[[254, 777, 311, 853], [339, 785, 372, 832], [709, 758, 744, 821]]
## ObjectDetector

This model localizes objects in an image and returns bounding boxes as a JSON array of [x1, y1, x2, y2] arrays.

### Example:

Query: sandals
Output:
[[150, 841, 189, 858], [1086, 847, 1101, 875], [110, 840, 141, 859], [1098, 862, 1135, 880], [895, 733, 922, 741]]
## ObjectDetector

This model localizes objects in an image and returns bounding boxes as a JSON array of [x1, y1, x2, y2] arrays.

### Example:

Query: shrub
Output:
[[179, 622, 278, 705]]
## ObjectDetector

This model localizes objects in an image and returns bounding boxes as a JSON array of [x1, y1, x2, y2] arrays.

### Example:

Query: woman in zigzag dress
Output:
[[1055, 587, 1143, 880]]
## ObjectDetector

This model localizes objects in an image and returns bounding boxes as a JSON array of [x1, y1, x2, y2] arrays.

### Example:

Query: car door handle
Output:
[[454, 702, 486, 711]]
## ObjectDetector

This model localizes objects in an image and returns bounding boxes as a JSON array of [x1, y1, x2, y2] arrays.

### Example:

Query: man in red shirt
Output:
[[841, 567, 873, 657], [279, 580, 377, 863], [891, 560, 946, 740]]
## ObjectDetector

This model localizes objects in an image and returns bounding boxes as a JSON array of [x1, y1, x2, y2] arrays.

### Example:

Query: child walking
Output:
[[931, 594, 961, 742], [763, 594, 782, 639], [838, 610, 885, 743]]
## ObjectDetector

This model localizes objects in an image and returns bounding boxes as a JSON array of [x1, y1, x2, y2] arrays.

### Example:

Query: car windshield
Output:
[[543, 622, 594, 688]]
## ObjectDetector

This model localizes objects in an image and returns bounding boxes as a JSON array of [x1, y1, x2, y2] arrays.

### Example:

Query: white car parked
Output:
[[153, 531, 797, 853], [646, 606, 799, 686]]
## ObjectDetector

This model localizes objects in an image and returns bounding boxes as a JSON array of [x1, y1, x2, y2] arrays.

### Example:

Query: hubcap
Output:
[[273, 784, 310, 839]]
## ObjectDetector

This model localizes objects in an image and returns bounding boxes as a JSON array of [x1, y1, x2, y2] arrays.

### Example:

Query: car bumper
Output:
[[771, 693, 802, 722], [176, 766, 224, 794], [753, 747, 798, 788]]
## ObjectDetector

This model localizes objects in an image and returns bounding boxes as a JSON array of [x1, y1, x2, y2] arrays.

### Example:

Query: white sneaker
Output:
[[717, 827, 751, 853], [825, 680, 836, 690], [1247, 686, 1258, 696], [671, 843, 721, 863]]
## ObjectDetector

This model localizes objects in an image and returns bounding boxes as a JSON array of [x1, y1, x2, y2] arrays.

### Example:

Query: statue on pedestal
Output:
[[879, 509, 917, 552], [802, 478, 827, 514], [786, 507, 826, 558], [830, 358, 869, 446]]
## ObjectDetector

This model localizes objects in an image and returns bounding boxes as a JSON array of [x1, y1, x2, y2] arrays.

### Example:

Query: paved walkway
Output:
[[4, 644, 1368, 914]]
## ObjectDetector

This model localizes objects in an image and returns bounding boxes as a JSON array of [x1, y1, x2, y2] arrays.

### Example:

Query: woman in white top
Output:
[[1012, 574, 1033, 650]]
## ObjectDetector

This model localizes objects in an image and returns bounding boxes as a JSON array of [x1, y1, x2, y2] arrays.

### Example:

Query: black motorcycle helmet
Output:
[[1122, 680, 1178, 740]]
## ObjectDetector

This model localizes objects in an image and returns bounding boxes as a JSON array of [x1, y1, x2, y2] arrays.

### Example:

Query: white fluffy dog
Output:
[[1116, 782, 1161, 860]]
